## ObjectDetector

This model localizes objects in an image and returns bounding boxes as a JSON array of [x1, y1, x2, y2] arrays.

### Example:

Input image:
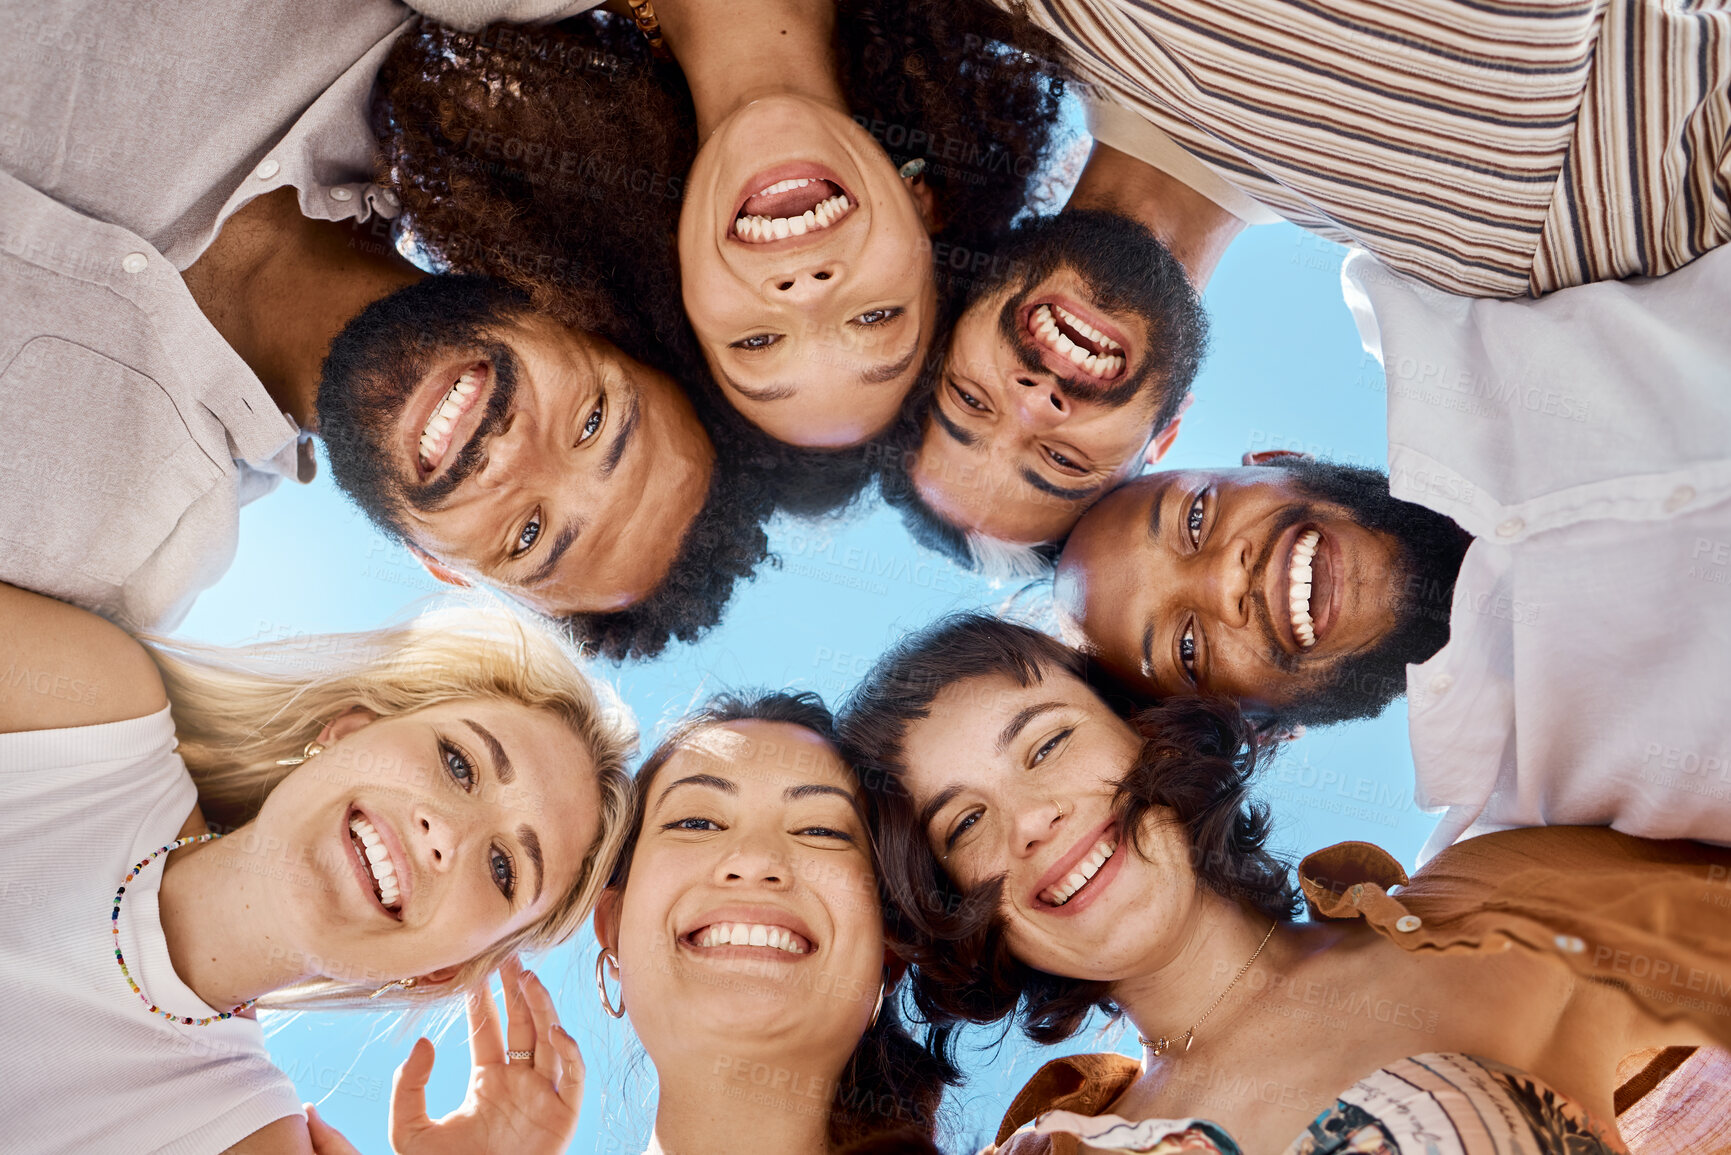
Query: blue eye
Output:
[[853, 307, 901, 326], [663, 817, 721, 832], [731, 333, 782, 350], [441, 740, 475, 791], [489, 845, 516, 900], [945, 809, 981, 852]]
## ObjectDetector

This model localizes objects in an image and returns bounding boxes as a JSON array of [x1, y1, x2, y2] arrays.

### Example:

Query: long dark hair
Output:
[[837, 614, 1302, 1046], [608, 691, 959, 1147], [373, 3, 1069, 512]]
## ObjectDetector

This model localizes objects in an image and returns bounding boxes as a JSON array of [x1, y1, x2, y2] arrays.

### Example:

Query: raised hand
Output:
[[387, 955, 585, 1155]]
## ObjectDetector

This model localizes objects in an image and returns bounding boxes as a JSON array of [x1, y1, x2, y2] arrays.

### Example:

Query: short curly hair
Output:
[[373, 3, 1070, 512], [836, 613, 1301, 1046]]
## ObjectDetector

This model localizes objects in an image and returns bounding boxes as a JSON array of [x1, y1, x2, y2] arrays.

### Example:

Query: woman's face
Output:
[[895, 668, 1204, 982], [251, 699, 600, 988], [679, 94, 937, 449], [605, 720, 885, 1068]]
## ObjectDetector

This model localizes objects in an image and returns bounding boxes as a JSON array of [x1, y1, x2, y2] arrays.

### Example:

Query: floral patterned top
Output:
[[1001, 1053, 1626, 1154]]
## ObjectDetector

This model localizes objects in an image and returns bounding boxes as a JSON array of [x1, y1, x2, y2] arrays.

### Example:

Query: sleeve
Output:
[[408, 0, 602, 30], [1082, 91, 1283, 226]]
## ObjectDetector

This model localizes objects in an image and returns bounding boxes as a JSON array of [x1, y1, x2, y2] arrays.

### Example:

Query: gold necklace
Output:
[[1138, 920, 1278, 1057]]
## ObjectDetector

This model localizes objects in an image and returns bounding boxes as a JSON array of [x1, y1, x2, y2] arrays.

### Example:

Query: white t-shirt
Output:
[[0, 707, 303, 1154], [1342, 246, 1731, 862]]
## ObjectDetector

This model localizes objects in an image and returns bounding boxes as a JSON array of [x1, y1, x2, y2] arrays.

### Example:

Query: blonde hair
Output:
[[141, 605, 636, 1012]]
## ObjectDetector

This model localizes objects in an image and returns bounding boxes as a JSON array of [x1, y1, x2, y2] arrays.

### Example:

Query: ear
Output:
[[316, 706, 378, 748], [884, 950, 909, 988], [592, 887, 622, 954], [406, 542, 471, 588], [904, 171, 939, 234], [1143, 394, 1194, 465], [1242, 448, 1313, 467], [415, 964, 465, 989]]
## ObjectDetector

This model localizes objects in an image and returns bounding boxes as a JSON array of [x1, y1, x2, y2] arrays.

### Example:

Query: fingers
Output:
[[304, 1103, 364, 1155], [466, 981, 507, 1068], [518, 968, 561, 1079], [552, 1025, 586, 1114], [500, 954, 539, 1066], [388, 1037, 435, 1150]]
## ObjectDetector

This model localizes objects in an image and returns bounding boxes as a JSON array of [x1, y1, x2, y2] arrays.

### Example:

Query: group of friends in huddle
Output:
[[3, 0, 1730, 1151]]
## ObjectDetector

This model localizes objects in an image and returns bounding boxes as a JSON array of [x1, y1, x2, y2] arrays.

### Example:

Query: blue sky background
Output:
[[177, 218, 1432, 1152]]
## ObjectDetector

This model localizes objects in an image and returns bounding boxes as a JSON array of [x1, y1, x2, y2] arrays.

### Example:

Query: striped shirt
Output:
[[999, 0, 1731, 297]]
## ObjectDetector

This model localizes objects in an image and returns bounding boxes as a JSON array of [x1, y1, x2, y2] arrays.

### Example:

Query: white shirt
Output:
[[1342, 246, 1731, 862], [0, 708, 304, 1154], [0, 0, 597, 631]]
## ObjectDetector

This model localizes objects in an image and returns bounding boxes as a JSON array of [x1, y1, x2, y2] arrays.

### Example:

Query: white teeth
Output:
[[1289, 529, 1321, 648], [756, 177, 814, 197], [1029, 304, 1127, 379], [1041, 837, 1118, 906], [733, 194, 852, 242], [693, 922, 810, 954], [349, 815, 400, 911], [417, 369, 482, 470], [1052, 304, 1122, 351]]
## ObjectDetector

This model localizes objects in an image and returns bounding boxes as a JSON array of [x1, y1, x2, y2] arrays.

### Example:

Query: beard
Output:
[[974, 208, 1207, 424], [316, 275, 529, 542], [1254, 458, 1474, 730]]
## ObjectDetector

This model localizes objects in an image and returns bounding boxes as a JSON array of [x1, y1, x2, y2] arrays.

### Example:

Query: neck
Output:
[[646, 1037, 847, 1155], [1067, 143, 1245, 289], [182, 187, 424, 431], [1110, 893, 1286, 1060], [156, 821, 321, 1010], [654, 0, 847, 138]]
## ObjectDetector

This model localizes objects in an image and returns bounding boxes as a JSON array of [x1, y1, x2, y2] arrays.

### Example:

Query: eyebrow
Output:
[[1017, 466, 1106, 503], [519, 521, 580, 589], [917, 783, 964, 837], [656, 772, 737, 808], [463, 718, 514, 784], [785, 783, 856, 803], [602, 388, 642, 478], [931, 403, 981, 449], [720, 369, 798, 403], [518, 824, 544, 904], [997, 701, 1063, 752], [859, 340, 921, 386], [1139, 482, 1173, 678]]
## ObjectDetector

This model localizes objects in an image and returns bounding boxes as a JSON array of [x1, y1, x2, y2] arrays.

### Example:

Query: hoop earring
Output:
[[368, 976, 416, 999], [898, 158, 926, 180], [869, 972, 887, 1030], [276, 740, 325, 767], [595, 950, 625, 1019]]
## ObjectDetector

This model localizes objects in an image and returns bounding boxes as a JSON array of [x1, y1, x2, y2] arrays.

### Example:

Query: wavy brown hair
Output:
[[837, 614, 1301, 1046]]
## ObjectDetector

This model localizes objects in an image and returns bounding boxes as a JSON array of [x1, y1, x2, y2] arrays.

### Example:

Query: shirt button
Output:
[[1394, 915, 1423, 933], [329, 186, 353, 202], [1495, 517, 1525, 539], [1554, 934, 1586, 954], [1429, 674, 1454, 696], [120, 252, 148, 274], [1665, 486, 1696, 513], [255, 158, 280, 180]]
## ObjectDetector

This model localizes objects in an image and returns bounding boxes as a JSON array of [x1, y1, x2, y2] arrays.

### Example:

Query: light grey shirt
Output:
[[0, 0, 595, 630]]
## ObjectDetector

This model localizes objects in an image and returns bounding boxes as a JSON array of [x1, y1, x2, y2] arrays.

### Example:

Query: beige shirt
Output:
[[0, 0, 595, 630]]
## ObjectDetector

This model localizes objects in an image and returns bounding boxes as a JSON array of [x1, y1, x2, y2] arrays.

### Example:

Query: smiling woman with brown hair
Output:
[[839, 613, 1731, 1155]]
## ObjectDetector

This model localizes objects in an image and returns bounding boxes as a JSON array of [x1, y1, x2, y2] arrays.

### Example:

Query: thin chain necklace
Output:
[[112, 833, 258, 1027], [1138, 921, 1278, 1057]]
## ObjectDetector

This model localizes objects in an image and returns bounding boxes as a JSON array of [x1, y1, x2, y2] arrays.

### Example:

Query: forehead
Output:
[[901, 670, 1066, 777], [661, 719, 854, 797]]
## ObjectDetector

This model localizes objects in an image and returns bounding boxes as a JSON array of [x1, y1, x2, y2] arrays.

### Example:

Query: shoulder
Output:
[[0, 583, 167, 734]]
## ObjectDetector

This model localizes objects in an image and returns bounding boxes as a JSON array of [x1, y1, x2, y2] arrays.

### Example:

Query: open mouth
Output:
[[733, 176, 854, 243], [348, 810, 402, 918], [1039, 831, 1119, 907], [1025, 300, 1127, 381], [1286, 527, 1336, 649], [412, 360, 492, 477], [688, 921, 814, 955]]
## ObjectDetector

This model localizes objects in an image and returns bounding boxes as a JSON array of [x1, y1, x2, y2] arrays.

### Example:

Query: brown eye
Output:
[[1187, 493, 1206, 546], [1179, 621, 1197, 682]]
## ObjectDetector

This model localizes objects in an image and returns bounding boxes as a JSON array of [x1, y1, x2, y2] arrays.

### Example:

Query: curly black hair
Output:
[[608, 691, 960, 1149], [836, 614, 1301, 1047], [372, 3, 1069, 512]]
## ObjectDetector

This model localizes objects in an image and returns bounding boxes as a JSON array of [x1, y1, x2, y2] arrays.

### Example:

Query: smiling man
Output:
[[883, 210, 1210, 567]]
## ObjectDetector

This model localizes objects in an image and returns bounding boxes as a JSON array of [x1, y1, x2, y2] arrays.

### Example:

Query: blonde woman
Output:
[[0, 582, 634, 1155]]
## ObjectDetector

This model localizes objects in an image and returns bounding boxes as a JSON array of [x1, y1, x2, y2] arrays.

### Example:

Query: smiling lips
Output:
[[733, 177, 853, 243], [1029, 303, 1126, 380], [1290, 528, 1321, 648], [417, 365, 485, 473], [1040, 833, 1118, 907], [348, 812, 402, 914], [690, 921, 813, 955]]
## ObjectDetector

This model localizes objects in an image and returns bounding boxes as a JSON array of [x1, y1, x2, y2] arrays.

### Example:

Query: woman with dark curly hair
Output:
[[589, 691, 955, 1154], [374, 0, 1067, 456], [838, 614, 1731, 1155]]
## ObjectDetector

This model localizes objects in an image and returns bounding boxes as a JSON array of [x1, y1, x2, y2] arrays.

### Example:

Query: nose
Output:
[[762, 262, 841, 303], [1009, 796, 1066, 859], [411, 805, 458, 875], [1011, 375, 1070, 431], [1204, 534, 1253, 629], [717, 831, 792, 889], [473, 412, 533, 492]]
